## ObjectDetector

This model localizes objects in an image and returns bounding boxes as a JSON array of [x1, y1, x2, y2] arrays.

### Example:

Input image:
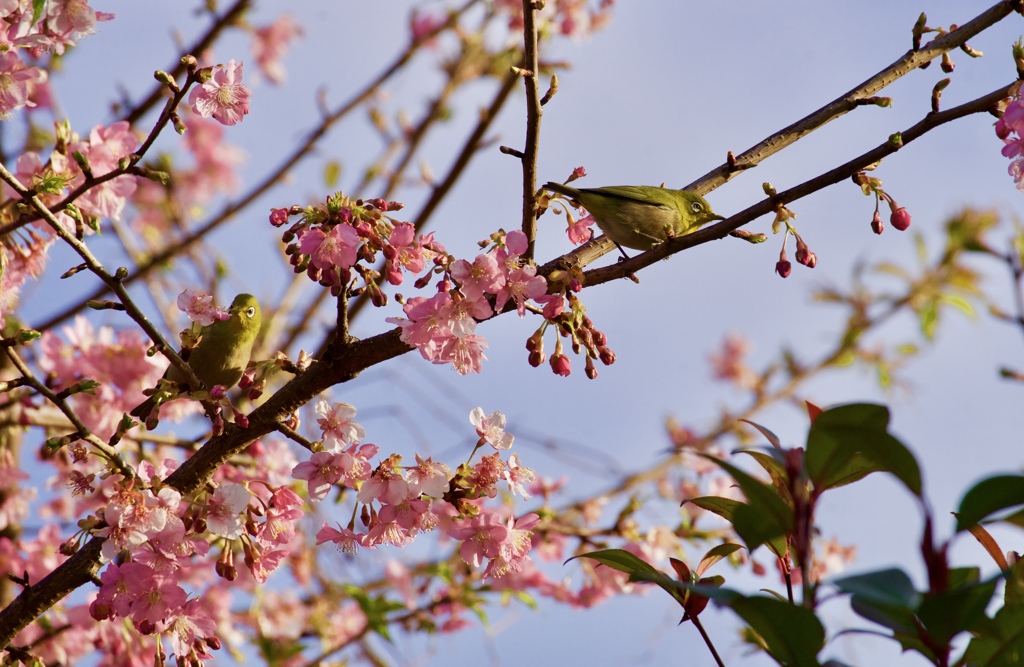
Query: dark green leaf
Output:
[[700, 455, 794, 551], [727, 596, 825, 667], [963, 601, 1024, 666], [805, 403, 922, 496], [957, 475, 1024, 531]]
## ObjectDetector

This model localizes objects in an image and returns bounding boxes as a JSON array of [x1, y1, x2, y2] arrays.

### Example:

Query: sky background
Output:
[[16, 1, 1024, 666]]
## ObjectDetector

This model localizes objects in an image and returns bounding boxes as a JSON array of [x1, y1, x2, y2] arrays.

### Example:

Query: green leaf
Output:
[[940, 293, 975, 318], [735, 448, 792, 504], [834, 568, 920, 635], [699, 455, 794, 551], [805, 403, 922, 496], [684, 496, 744, 523], [917, 576, 997, 646], [740, 419, 782, 448], [568, 549, 683, 605], [697, 542, 745, 577], [956, 475, 1024, 531], [727, 596, 825, 667], [963, 601, 1024, 665]]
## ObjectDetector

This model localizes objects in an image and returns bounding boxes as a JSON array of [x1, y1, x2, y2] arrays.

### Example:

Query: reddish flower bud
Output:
[[871, 210, 884, 234], [598, 345, 616, 366], [550, 353, 571, 377], [269, 208, 289, 227], [795, 247, 817, 268], [585, 355, 598, 379], [528, 350, 545, 367], [775, 259, 792, 278], [890, 207, 911, 231]]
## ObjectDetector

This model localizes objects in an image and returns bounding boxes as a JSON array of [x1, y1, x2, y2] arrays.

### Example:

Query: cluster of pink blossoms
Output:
[[0, 0, 114, 116], [302, 406, 541, 579], [78, 454, 306, 665], [37, 315, 167, 439], [998, 96, 1024, 190], [391, 229, 548, 374]]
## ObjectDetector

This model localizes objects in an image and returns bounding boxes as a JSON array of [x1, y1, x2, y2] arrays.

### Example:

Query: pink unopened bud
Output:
[[795, 247, 817, 268], [890, 207, 911, 231], [871, 210, 884, 234], [775, 259, 792, 278], [269, 208, 289, 227], [550, 353, 571, 377]]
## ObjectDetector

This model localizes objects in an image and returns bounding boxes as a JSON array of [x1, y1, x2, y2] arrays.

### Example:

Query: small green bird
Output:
[[544, 182, 725, 252], [131, 293, 261, 423]]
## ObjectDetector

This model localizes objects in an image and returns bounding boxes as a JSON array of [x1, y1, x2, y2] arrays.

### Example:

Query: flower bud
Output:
[[269, 208, 290, 227], [550, 353, 571, 377], [890, 207, 911, 231], [871, 210, 884, 234], [775, 259, 792, 278], [528, 349, 545, 367]]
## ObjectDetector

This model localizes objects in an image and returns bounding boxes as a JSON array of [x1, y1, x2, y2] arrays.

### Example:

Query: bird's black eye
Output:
[[246, 307, 256, 318], [691, 201, 704, 213]]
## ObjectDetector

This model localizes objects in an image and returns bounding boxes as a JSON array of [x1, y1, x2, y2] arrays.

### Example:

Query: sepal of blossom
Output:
[[871, 210, 884, 234], [890, 206, 911, 231]]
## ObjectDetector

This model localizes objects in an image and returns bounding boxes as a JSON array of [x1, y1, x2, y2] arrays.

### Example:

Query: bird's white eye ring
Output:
[[246, 307, 256, 318], [691, 201, 704, 213]]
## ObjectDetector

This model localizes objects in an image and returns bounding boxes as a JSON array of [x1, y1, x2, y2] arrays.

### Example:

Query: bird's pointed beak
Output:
[[710, 213, 726, 221]]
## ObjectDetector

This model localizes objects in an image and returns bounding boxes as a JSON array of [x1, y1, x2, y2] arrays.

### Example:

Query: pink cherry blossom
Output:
[[443, 294, 492, 337], [440, 332, 488, 375], [495, 264, 548, 316], [407, 454, 452, 499], [469, 407, 515, 450], [357, 458, 410, 505], [189, 59, 251, 126], [567, 213, 595, 245], [251, 13, 303, 84], [0, 50, 46, 115], [448, 509, 508, 567], [450, 252, 505, 300], [298, 223, 360, 270], [126, 564, 188, 624], [503, 453, 534, 499], [177, 289, 230, 326], [166, 598, 217, 659], [315, 398, 366, 450], [385, 222, 426, 285], [316, 523, 369, 553], [292, 451, 345, 501], [205, 483, 251, 538]]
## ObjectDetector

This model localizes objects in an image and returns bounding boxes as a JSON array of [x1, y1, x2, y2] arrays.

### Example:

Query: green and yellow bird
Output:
[[131, 293, 261, 423], [544, 182, 725, 252]]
